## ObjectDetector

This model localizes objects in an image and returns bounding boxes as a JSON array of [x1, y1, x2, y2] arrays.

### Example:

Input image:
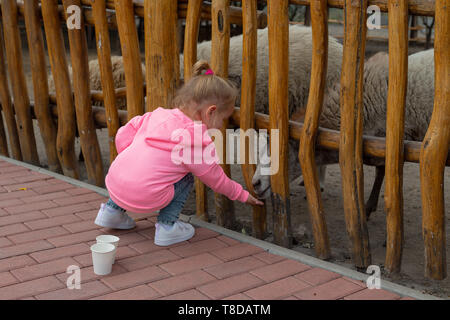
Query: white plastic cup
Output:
[[91, 243, 115, 275], [96, 235, 120, 263]]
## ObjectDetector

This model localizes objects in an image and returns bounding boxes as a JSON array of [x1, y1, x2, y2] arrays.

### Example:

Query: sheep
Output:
[[252, 47, 435, 218], [48, 55, 145, 110], [191, 25, 344, 118], [184, 25, 345, 200], [188, 25, 435, 218], [183, 24, 344, 192]]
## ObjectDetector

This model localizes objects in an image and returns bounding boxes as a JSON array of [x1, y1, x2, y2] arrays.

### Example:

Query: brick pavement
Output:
[[0, 159, 415, 300]]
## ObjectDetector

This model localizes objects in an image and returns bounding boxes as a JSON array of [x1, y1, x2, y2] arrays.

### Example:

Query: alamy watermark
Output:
[[366, 265, 381, 289], [170, 121, 279, 175], [66, 5, 81, 30], [66, 265, 81, 290], [367, 5, 382, 30]]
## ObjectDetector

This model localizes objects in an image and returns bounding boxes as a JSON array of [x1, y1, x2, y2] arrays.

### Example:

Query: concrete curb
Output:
[[0, 155, 442, 300]]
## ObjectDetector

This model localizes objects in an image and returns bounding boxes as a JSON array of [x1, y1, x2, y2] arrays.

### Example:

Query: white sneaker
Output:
[[154, 221, 195, 246], [94, 203, 136, 229]]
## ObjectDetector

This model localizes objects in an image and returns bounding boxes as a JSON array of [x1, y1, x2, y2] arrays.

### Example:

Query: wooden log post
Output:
[[211, 0, 235, 229], [420, 0, 449, 280], [304, 6, 311, 26], [298, 0, 330, 259], [184, 0, 210, 222], [0, 23, 21, 160], [240, 0, 267, 239], [145, 0, 179, 110], [0, 39, 7, 157], [410, 15, 418, 40], [384, 0, 409, 274], [0, 24, 8, 157], [0, 110, 7, 156], [268, 0, 292, 247], [41, 0, 79, 179], [1, 0, 39, 165], [91, 0, 120, 163], [63, 0, 104, 186], [23, 0, 61, 173], [339, 0, 371, 269], [183, 0, 202, 82], [114, 0, 144, 119]]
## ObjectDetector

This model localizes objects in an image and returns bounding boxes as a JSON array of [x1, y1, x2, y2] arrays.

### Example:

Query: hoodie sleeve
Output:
[[115, 113, 150, 154], [195, 163, 249, 203], [180, 122, 249, 203]]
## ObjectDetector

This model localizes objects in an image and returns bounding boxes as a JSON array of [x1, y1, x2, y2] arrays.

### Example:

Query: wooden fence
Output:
[[0, 0, 448, 280]]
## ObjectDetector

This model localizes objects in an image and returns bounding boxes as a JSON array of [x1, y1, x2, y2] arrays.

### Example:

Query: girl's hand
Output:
[[246, 194, 264, 206]]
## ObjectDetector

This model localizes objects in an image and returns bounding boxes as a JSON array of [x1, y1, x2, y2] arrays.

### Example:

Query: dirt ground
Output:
[[7, 25, 449, 299]]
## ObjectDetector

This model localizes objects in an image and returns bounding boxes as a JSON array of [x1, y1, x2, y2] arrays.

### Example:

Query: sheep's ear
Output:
[[228, 74, 241, 88]]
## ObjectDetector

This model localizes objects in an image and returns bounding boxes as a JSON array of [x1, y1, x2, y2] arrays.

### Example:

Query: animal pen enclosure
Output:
[[0, 0, 447, 282]]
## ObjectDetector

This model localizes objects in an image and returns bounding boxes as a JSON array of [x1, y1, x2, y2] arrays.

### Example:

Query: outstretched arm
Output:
[[190, 162, 249, 203]]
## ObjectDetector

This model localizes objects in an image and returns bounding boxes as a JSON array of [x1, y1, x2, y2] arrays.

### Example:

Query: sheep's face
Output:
[[253, 139, 334, 199], [252, 162, 272, 199], [251, 136, 275, 199]]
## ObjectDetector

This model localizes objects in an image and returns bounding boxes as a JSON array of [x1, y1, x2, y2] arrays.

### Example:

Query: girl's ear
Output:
[[206, 105, 217, 118]]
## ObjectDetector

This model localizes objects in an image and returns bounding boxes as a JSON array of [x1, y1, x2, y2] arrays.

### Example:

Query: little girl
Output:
[[95, 60, 263, 246]]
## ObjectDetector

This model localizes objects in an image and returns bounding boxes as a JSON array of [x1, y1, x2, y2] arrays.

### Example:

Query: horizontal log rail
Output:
[[231, 110, 450, 166], [35, 96, 450, 166], [13, 1, 267, 29], [288, 0, 435, 16], [178, 1, 268, 28], [180, 0, 435, 17], [10, 0, 435, 26]]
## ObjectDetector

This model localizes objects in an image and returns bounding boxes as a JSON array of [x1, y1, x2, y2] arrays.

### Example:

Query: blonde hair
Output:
[[173, 60, 238, 113]]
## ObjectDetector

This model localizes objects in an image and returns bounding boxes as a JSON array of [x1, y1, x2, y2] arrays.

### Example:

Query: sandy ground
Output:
[[5, 24, 448, 299]]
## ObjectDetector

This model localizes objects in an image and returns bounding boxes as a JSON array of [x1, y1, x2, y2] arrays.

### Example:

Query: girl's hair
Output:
[[173, 60, 238, 113]]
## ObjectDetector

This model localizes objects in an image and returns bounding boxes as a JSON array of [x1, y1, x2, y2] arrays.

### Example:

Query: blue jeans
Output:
[[106, 173, 194, 226]]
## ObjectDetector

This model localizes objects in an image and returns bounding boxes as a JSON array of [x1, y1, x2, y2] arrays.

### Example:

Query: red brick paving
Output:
[[0, 160, 413, 300], [293, 278, 364, 300], [293, 267, 342, 286], [197, 273, 264, 299], [204, 256, 266, 279]]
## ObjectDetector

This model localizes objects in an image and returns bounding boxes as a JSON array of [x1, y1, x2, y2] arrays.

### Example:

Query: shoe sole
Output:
[[94, 218, 136, 230], [154, 228, 195, 246]]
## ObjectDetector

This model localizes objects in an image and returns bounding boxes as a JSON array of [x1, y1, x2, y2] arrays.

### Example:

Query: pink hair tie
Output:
[[205, 69, 214, 75]]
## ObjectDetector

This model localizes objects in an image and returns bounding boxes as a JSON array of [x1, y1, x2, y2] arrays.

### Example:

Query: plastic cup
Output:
[[91, 243, 115, 275], [96, 235, 120, 263]]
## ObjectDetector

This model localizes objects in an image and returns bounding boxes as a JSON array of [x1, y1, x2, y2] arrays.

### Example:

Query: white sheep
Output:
[[189, 25, 435, 218], [193, 25, 344, 117], [252, 47, 435, 218], [185, 25, 343, 195]]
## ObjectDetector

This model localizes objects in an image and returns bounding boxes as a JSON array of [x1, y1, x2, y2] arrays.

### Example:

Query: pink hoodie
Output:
[[105, 107, 249, 213]]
